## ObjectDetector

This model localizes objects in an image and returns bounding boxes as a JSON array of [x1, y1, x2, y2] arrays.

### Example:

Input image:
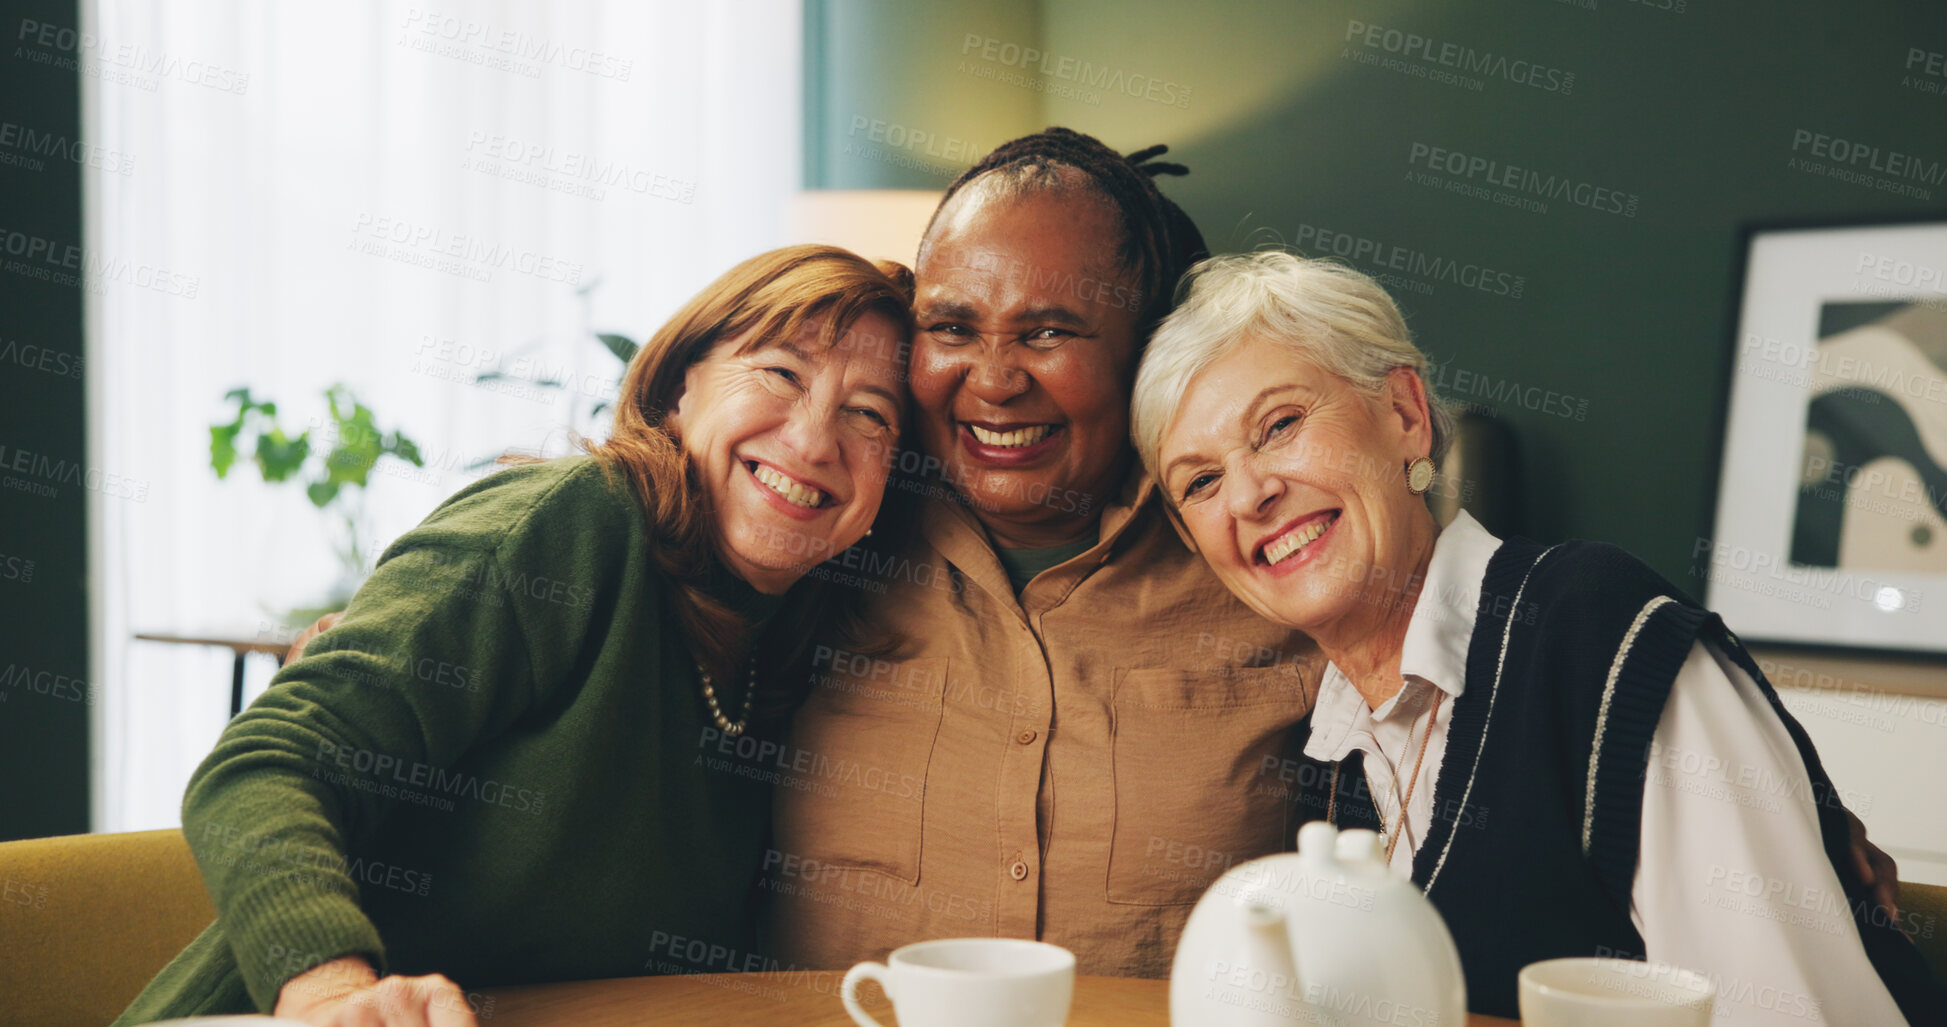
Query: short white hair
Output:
[[1131, 250, 1453, 487]]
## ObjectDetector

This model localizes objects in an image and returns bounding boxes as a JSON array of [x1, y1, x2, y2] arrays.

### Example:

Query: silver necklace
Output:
[[697, 659, 757, 736]]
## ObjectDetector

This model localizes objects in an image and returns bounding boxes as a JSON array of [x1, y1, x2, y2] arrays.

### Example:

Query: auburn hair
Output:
[[584, 244, 916, 727]]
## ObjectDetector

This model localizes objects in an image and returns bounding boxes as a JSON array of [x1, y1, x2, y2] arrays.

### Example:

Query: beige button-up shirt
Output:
[[765, 469, 1320, 978]]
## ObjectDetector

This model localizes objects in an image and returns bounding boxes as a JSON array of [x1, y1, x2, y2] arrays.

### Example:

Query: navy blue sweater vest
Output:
[[1298, 536, 1943, 1023]]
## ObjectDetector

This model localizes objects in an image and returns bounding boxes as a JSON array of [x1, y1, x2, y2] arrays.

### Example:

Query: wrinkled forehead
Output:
[[739, 308, 911, 384], [1159, 372, 1254, 466], [1160, 344, 1336, 459], [915, 181, 1133, 315]]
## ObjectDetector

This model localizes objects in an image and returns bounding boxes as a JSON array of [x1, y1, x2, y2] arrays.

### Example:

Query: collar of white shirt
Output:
[[1301, 510, 1505, 763]]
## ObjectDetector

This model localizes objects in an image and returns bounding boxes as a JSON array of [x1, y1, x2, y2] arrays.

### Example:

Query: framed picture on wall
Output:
[[1707, 218, 1947, 655]]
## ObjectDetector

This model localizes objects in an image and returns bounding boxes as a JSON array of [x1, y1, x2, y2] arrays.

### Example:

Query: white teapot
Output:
[[1169, 822, 1467, 1026]]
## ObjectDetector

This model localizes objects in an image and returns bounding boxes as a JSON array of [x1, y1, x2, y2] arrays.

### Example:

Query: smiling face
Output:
[[911, 185, 1143, 548], [668, 310, 906, 594], [1156, 334, 1437, 644]]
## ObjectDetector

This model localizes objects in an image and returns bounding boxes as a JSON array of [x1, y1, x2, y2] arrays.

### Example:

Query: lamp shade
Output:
[[785, 189, 944, 265]]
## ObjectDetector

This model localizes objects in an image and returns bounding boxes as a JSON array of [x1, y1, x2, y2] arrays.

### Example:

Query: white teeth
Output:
[[751, 465, 826, 509], [968, 424, 1053, 448], [1264, 515, 1335, 566]]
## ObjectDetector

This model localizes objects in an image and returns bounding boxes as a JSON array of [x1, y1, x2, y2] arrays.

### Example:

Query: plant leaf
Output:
[[477, 371, 565, 389], [319, 393, 384, 488], [386, 433, 424, 467], [255, 430, 310, 482], [597, 333, 639, 364], [210, 424, 239, 478]]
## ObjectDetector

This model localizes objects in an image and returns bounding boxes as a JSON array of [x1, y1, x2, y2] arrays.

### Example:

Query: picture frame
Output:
[[1706, 218, 1947, 655]]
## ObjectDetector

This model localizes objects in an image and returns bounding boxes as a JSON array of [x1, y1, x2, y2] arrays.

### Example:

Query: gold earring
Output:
[[1405, 457, 1435, 495], [864, 527, 874, 538]]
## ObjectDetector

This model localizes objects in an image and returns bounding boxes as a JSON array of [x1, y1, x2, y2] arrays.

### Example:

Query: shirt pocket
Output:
[[773, 655, 949, 885], [1106, 666, 1312, 905]]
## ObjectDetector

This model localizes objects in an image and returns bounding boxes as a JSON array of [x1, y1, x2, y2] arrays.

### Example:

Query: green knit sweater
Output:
[[116, 457, 784, 1022]]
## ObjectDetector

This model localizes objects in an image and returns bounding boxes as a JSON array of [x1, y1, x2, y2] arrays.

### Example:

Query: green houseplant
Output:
[[210, 384, 424, 622], [474, 331, 640, 428]]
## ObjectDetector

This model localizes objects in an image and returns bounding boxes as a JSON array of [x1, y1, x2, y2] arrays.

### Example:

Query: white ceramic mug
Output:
[[1519, 957, 1715, 1027], [840, 937, 1075, 1027]]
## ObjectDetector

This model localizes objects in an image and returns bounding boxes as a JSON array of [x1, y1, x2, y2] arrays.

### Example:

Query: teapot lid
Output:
[[1297, 822, 1385, 869], [1336, 828, 1382, 865]]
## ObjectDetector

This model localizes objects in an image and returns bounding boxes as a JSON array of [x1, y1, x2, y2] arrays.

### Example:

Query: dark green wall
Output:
[[805, 0, 1041, 189], [809, 0, 1947, 586], [0, 0, 91, 840]]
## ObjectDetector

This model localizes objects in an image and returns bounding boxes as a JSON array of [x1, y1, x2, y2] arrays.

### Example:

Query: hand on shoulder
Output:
[[285, 612, 344, 663]]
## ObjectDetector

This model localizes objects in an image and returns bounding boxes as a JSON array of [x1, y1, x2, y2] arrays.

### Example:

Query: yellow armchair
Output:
[[0, 830, 216, 1027]]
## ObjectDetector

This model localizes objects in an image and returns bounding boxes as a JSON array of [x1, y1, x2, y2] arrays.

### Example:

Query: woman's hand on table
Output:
[[275, 956, 478, 1027]]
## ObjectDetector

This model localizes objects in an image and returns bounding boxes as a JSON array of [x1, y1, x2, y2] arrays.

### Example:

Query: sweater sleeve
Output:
[[180, 460, 631, 1011]]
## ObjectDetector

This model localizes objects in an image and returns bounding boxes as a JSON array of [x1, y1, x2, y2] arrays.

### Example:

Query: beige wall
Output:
[[1762, 646, 1947, 884]]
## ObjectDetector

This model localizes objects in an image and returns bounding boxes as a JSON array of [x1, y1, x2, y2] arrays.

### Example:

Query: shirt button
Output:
[[1016, 729, 1037, 745], [1009, 860, 1029, 881]]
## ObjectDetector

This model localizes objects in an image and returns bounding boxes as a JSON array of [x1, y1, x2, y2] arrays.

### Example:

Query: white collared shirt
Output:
[[1300, 511, 1907, 1026]]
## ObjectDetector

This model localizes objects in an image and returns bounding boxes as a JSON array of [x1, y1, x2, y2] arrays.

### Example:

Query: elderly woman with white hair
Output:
[[1129, 250, 1941, 1023]]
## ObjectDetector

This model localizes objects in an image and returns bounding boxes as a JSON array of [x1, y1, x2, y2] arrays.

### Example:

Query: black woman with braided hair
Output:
[[763, 126, 1904, 981], [765, 127, 1322, 976]]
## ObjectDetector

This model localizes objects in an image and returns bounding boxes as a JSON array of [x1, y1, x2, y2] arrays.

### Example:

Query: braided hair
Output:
[[923, 126, 1208, 337]]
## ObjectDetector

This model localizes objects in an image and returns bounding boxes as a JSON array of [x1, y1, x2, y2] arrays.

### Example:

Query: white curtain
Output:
[[83, 0, 802, 832]]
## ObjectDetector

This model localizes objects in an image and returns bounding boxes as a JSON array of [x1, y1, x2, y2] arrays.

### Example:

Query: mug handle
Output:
[[840, 960, 893, 1027]]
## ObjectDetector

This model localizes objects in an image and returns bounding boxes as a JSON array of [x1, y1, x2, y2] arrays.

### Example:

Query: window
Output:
[[84, 0, 802, 830]]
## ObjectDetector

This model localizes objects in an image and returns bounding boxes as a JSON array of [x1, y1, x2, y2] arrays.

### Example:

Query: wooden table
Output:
[[134, 630, 290, 717], [480, 972, 1520, 1025]]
